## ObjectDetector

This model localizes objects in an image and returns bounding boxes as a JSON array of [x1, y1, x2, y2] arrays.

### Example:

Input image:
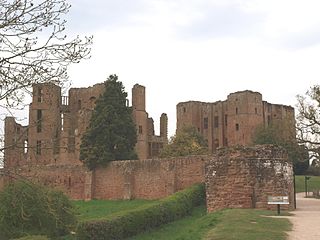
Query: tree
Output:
[[296, 85, 320, 161], [253, 121, 309, 175], [80, 75, 138, 170], [159, 126, 209, 158], [0, 0, 92, 108], [0, 180, 76, 239]]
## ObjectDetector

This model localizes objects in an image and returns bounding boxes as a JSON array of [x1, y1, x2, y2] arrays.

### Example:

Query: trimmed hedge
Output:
[[76, 183, 205, 240]]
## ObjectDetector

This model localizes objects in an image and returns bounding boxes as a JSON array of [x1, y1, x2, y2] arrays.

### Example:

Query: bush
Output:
[[0, 180, 77, 239], [76, 183, 205, 240]]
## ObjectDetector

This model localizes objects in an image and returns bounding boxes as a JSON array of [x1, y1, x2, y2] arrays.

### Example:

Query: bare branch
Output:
[[0, 0, 93, 108]]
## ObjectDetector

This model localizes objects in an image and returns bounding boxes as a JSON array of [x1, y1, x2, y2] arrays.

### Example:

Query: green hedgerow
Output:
[[0, 180, 77, 239]]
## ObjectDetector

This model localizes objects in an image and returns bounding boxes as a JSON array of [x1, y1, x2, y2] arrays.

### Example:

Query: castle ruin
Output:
[[4, 83, 168, 168], [177, 90, 295, 152]]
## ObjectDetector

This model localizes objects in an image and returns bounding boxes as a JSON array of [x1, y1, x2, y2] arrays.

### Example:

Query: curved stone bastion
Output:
[[205, 145, 294, 212]]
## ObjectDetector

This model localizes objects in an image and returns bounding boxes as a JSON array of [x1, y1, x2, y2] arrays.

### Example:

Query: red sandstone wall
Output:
[[2, 165, 88, 200], [0, 156, 206, 200], [93, 156, 207, 200], [205, 145, 295, 212]]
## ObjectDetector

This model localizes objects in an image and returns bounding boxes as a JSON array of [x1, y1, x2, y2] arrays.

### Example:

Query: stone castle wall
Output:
[[205, 145, 294, 212], [0, 155, 207, 200]]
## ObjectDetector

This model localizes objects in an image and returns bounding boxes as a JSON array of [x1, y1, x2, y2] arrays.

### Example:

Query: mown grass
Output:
[[204, 209, 291, 240], [129, 205, 220, 240], [73, 199, 158, 222], [129, 207, 291, 240], [295, 175, 320, 193]]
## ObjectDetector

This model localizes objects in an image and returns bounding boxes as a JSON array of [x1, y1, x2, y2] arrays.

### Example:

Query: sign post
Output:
[[267, 196, 289, 215]]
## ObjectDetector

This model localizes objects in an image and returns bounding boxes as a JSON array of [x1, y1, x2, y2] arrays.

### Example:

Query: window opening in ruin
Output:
[[236, 107, 238, 114], [214, 116, 219, 128], [236, 123, 239, 131], [225, 114, 228, 126], [36, 140, 41, 155], [61, 113, 64, 131], [68, 130, 75, 153], [37, 109, 42, 133], [24, 140, 28, 154], [198, 128, 200, 132], [204, 117, 208, 129], [267, 116, 271, 125], [68, 177, 71, 188], [53, 138, 60, 155], [37, 87, 43, 102], [139, 125, 143, 134], [183, 107, 186, 113], [16, 127, 20, 134], [255, 108, 258, 114], [214, 139, 219, 148], [78, 100, 82, 110]]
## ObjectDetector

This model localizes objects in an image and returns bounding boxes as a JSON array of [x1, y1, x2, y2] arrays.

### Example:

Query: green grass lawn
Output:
[[295, 175, 320, 193], [129, 205, 220, 240], [73, 199, 158, 222], [129, 207, 291, 240], [204, 209, 291, 240]]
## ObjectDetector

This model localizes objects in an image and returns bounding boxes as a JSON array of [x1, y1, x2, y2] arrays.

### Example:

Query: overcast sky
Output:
[[4, 0, 320, 138]]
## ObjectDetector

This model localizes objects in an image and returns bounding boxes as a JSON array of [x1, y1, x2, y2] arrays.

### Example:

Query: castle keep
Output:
[[4, 83, 168, 168], [177, 90, 295, 152]]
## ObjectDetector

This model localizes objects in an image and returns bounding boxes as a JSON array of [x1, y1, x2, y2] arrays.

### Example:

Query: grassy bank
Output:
[[74, 199, 157, 222], [295, 175, 320, 193], [130, 207, 291, 240]]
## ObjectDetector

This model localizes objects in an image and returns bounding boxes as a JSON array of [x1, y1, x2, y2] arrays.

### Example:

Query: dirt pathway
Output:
[[287, 193, 320, 240]]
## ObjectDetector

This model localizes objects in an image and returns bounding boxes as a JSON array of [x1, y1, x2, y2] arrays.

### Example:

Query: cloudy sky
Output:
[[5, 0, 320, 138], [65, 0, 320, 136]]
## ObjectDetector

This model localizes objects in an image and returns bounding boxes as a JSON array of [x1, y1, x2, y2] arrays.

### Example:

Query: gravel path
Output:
[[287, 193, 320, 240]]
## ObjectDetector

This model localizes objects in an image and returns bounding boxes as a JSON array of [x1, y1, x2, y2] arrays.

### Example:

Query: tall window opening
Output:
[[236, 123, 239, 131], [204, 117, 208, 129], [78, 100, 82, 110], [36, 140, 41, 155], [24, 140, 28, 154], [225, 114, 228, 126], [61, 113, 64, 131], [139, 125, 143, 134], [37, 109, 42, 133], [214, 116, 219, 128], [236, 107, 238, 114], [37, 87, 43, 102]]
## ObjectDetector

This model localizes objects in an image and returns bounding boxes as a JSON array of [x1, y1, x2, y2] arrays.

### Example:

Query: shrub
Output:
[[0, 180, 77, 239], [76, 183, 205, 240]]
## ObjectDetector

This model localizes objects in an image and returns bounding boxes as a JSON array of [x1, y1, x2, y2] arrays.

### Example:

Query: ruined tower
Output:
[[177, 90, 295, 152], [132, 84, 149, 160]]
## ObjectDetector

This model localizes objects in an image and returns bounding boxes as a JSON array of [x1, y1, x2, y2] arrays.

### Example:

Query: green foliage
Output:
[[76, 184, 205, 240], [253, 122, 309, 175], [159, 126, 209, 158], [130, 205, 220, 240], [80, 74, 138, 170], [0, 180, 76, 239], [294, 175, 320, 193]]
